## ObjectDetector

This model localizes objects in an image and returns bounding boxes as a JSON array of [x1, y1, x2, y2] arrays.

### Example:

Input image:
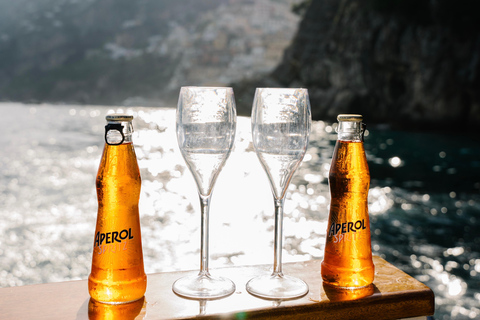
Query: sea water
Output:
[[0, 103, 478, 319]]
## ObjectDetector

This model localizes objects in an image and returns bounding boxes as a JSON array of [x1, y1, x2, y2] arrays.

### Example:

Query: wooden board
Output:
[[0, 256, 434, 319]]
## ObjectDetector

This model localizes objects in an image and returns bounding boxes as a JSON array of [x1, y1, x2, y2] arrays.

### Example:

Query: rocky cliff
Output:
[[0, 0, 298, 107], [234, 0, 480, 131]]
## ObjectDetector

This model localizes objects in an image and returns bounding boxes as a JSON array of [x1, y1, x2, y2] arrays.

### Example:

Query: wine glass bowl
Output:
[[173, 86, 236, 299], [246, 88, 311, 300]]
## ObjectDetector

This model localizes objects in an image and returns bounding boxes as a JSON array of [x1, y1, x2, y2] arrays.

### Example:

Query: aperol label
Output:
[[94, 228, 134, 247], [328, 219, 366, 237]]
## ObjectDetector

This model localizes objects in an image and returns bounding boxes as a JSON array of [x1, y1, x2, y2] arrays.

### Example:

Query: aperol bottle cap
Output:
[[337, 114, 362, 122], [106, 114, 133, 122]]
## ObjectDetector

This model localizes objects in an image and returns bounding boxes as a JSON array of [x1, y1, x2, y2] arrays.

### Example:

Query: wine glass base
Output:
[[246, 273, 309, 300], [172, 273, 236, 300]]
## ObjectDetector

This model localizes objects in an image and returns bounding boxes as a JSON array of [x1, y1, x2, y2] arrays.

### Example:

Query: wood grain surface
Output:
[[0, 256, 434, 320]]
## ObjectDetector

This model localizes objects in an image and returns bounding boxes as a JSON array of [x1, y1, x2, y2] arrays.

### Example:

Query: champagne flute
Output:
[[173, 86, 236, 299], [246, 88, 311, 299]]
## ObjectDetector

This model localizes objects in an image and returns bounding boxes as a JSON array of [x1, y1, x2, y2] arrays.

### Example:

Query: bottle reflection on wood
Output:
[[88, 296, 146, 320], [322, 283, 374, 301], [88, 114, 147, 304], [321, 114, 375, 288]]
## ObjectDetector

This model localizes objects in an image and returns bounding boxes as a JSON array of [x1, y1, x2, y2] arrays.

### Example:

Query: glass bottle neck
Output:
[[337, 120, 363, 142], [105, 120, 134, 145]]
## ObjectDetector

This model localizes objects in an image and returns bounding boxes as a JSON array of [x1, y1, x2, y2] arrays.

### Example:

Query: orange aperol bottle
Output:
[[88, 114, 147, 304], [321, 114, 374, 288]]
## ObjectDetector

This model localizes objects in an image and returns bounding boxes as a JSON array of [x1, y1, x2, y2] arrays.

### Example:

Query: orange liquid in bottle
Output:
[[321, 140, 374, 288], [88, 142, 147, 303]]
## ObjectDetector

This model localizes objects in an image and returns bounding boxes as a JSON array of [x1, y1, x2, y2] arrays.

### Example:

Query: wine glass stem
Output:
[[199, 194, 211, 276], [273, 198, 285, 276]]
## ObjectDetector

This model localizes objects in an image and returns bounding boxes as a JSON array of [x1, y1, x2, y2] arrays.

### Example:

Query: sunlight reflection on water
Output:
[[0, 103, 479, 320]]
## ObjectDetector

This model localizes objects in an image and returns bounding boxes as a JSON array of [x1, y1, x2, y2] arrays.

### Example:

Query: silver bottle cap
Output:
[[337, 114, 363, 122], [106, 114, 133, 122]]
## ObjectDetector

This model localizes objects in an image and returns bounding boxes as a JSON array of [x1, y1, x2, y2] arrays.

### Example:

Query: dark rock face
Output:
[[235, 0, 480, 131]]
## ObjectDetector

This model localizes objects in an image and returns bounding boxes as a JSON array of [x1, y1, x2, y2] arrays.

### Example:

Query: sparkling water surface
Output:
[[0, 103, 479, 319]]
